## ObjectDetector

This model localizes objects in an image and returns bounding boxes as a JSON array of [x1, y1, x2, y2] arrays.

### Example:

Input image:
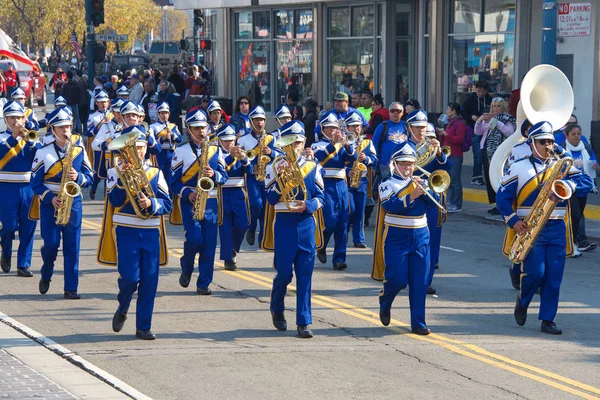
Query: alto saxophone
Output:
[[55, 137, 82, 226], [508, 155, 574, 263], [193, 139, 215, 221], [250, 133, 270, 182], [349, 137, 367, 189]]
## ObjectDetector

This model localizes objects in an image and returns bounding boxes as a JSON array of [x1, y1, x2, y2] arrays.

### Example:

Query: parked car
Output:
[[0, 60, 47, 107]]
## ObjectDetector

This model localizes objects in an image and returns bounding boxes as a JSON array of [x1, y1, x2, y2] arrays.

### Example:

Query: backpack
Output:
[[462, 124, 474, 152]]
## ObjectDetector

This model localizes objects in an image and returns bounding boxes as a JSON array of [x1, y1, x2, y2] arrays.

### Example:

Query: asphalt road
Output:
[[0, 194, 599, 400]]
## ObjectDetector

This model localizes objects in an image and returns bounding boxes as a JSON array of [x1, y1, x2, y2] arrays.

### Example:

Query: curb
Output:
[[0, 312, 152, 400]]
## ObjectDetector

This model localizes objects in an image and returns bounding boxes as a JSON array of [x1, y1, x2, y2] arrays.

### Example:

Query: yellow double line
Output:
[[80, 217, 600, 398]]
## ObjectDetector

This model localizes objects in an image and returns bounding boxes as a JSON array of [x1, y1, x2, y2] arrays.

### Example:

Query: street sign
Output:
[[95, 33, 128, 42]]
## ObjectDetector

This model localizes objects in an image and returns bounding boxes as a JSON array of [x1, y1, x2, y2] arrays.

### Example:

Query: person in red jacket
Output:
[[50, 67, 67, 96], [4, 63, 20, 98], [364, 94, 389, 139], [437, 102, 466, 212]]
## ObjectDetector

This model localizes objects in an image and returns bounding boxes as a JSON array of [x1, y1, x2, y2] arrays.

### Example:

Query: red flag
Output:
[[0, 28, 40, 72], [240, 43, 253, 80]]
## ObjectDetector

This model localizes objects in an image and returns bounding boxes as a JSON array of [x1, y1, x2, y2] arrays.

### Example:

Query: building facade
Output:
[[175, 0, 600, 140]]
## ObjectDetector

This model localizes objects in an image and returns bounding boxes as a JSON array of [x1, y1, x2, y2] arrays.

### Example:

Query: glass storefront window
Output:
[[396, 2, 411, 37], [254, 11, 271, 39], [236, 12, 252, 39], [396, 40, 410, 105], [276, 40, 313, 104], [329, 7, 350, 37], [450, 33, 515, 104], [452, 0, 481, 33], [351, 6, 374, 37], [329, 39, 375, 100], [296, 10, 313, 39], [275, 10, 294, 39], [236, 41, 271, 111], [483, 0, 515, 33]]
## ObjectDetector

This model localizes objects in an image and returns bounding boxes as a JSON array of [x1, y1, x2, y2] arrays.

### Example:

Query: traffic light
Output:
[[200, 40, 211, 51], [91, 0, 105, 27], [94, 42, 106, 62], [194, 10, 204, 28]]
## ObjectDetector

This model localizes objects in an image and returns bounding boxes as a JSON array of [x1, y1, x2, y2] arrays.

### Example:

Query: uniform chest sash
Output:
[[0, 139, 27, 170], [182, 145, 218, 182]]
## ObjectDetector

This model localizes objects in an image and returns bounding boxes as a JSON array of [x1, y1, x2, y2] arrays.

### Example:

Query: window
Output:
[[449, 0, 516, 104], [237, 41, 271, 111]]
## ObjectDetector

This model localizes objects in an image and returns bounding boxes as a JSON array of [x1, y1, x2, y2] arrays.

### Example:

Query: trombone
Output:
[[412, 166, 451, 213]]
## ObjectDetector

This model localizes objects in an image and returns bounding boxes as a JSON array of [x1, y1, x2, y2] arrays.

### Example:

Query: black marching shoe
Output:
[[232, 250, 238, 264], [426, 286, 437, 295], [1, 258, 11, 273], [514, 296, 527, 326], [434, 264, 439, 270], [541, 320, 562, 335], [17, 267, 33, 277], [112, 310, 127, 332], [509, 268, 520, 290], [332, 262, 347, 271], [64, 291, 81, 299], [271, 311, 287, 331], [224, 260, 237, 271], [412, 327, 431, 336], [179, 272, 191, 288], [246, 231, 255, 246], [487, 207, 500, 216], [317, 249, 327, 264], [379, 309, 391, 326], [297, 325, 313, 339], [196, 287, 212, 295], [89, 189, 96, 200], [136, 330, 156, 340], [353, 243, 367, 249], [39, 280, 51, 295]]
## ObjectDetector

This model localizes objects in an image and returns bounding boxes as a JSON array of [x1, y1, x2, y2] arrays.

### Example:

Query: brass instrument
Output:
[[55, 137, 82, 226], [226, 146, 246, 171], [20, 126, 39, 141], [108, 132, 156, 219], [192, 139, 215, 220], [415, 139, 438, 168], [508, 156, 573, 263], [349, 136, 367, 189], [412, 167, 451, 212], [249, 134, 270, 182], [441, 146, 451, 157], [273, 135, 309, 210]]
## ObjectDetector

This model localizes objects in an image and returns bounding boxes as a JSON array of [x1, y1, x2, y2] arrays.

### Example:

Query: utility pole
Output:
[[541, 1, 558, 65], [85, 0, 96, 89]]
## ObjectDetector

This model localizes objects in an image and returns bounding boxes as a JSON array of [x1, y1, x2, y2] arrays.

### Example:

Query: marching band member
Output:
[[116, 85, 130, 100], [345, 111, 377, 248], [496, 121, 592, 334], [101, 125, 172, 340], [121, 101, 161, 162], [217, 124, 251, 271], [0, 101, 38, 277], [149, 102, 181, 183], [206, 100, 224, 142], [10, 88, 39, 131], [170, 109, 228, 295], [87, 90, 111, 199], [311, 113, 357, 270], [31, 107, 94, 299], [262, 120, 325, 338], [237, 105, 277, 246], [271, 105, 292, 141], [372, 143, 435, 335], [38, 95, 67, 134], [92, 98, 125, 194]]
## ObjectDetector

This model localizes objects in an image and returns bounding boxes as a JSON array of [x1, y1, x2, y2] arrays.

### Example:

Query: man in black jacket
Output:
[[76, 71, 90, 134], [302, 99, 318, 148], [62, 71, 82, 133]]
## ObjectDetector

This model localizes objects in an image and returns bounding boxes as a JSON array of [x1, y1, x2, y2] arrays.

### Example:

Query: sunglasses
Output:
[[390, 109, 403, 113], [240, 101, 249, 105], [492, 97, 504, 102], [537, 139, 555, 145]]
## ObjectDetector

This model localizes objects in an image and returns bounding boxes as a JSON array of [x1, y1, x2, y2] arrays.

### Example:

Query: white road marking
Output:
[[440, 245, 465, 253]]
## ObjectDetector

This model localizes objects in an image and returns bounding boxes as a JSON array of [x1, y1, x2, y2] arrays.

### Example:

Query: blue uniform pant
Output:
[[39, 200, 82, 291], [219, 188, 249, 261], [91, 150, 105, 192], [157, 149, 174, 187], [115, 225, 160, 331], [246, 177, 265, 243], [380, 225, 430, 330], [426, 204, 441, 287], [519, 220, 566, 322], [322, 179, 349, 264], [271, 213, 316, 325], [0, 183, 37, 268], [180, 197, 218, 288], [348, 183, 367, 245]]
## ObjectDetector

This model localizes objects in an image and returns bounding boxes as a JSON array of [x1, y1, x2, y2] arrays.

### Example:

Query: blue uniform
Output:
[[496, 156, 592, 322], [149, 121, 182, 184], [314, 108, 367, 136], [219, 151, 251, 262], [30, 135, 94, 291], [87, 110, 111, 192], [264, 157, 326, 325], [107, 163, 172, 331], [347, 139, 378, 245], [92, 119, 124, 181], [24, 108, 40, 131], [311, 138, 357, 265], [375, 173, 435, 330], [237, 131, 277, 244], [0, 131, 38, 270], [170, 141, 228, 289]]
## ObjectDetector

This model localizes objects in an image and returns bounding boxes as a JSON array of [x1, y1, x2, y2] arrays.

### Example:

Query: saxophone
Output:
[[192, 139, 215, 221], [349, 136, 367, 189], [508, 155, 574, 263], [248, 133, 271, 182], [108, 132, 156, 219], [55, 137, 82, 226]]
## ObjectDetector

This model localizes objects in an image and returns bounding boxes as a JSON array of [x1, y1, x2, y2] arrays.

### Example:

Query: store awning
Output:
[[174, 0, 317, 9]]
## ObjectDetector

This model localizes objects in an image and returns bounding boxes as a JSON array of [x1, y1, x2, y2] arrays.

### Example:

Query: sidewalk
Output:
[[0, 315, 137, 400]]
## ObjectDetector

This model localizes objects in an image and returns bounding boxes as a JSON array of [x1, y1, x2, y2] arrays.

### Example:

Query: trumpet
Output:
[[226, 146, 246, 171], [413, 166, 451, 212], [20, 126, 38, 142], [441, 146, 451, 157]]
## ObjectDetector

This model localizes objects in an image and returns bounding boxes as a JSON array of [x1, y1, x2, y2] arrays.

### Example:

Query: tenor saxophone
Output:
[[349, 137, 367, 189], [508, 155, 574, 263], [55, 137, 82, 226], [192, 139, 215, 220]]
